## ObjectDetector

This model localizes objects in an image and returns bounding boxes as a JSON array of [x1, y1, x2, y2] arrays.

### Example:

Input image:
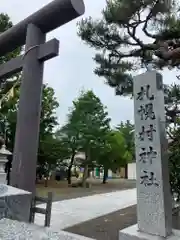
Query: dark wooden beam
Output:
[[38, 38, 59, 61], [11, 24, 46, 193], [0, 38, 59, 80], [0, 0, 85, 56], [0, 57, 22, 80]]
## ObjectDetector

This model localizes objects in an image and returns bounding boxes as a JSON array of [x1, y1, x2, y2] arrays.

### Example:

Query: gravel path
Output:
[[36, 179, 136, 202], [35, 188, 136, 230]]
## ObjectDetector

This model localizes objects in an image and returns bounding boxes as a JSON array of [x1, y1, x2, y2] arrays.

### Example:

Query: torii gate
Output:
[[0, 0, 85, 193]]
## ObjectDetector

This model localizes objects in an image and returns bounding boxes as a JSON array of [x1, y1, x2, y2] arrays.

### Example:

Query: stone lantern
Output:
[[0, 144, 12, 184]]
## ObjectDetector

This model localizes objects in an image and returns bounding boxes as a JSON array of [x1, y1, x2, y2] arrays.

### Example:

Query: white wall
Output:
[[128, 163, 136, 180]]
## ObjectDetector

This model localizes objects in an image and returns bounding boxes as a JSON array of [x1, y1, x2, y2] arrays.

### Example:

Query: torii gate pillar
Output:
[[0, 0, 85, 193]]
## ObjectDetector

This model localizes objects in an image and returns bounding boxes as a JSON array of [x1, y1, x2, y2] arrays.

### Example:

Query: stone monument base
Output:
[[0, 184, 31, 222], [119, 224, 180, 240], [0, 218, 95, 239]]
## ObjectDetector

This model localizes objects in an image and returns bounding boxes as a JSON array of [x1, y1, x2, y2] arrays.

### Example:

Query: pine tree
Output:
[[77, 0, 179, 96]]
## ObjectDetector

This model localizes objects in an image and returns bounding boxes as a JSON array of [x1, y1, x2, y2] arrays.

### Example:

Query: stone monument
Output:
[[119, 71, 180, 239]]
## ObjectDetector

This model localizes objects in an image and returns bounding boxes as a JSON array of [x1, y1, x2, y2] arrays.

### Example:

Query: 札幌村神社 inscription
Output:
[[136, 86, 158, 185], [134, 71, 172, 237], [0, 0, 85, 193]]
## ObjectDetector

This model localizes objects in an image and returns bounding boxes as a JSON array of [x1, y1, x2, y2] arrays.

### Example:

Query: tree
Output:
[[38, 135, 62, 187], [116, 121, 134, 157], [0, 13, 21, 151], [0, 13, 60, 147], [0, 13, 21, 65], [165, 83, 180, 128], [165, 83, 180, 200], [55, 124, 80, 185], [0, 13, 21, 104], [65, 90, 111, 187], [0, 82, 21, 151], [168, 127, 180, 200], [0, 13, 21, 148], [0, 83, 60, 184], [0, 83, 59, 149], [37, 84, 60, 181], [97, 130, 131, 183], [77, 0, 180, 96], [40, 84, 59, 138], [116, 121, 134, 178]]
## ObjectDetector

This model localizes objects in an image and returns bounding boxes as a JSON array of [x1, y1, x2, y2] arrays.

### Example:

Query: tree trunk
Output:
[[67, 152, 75, 185], [125, 164, 128, 179], [102, 166, 108, 184], [44, 177, 48, 187], [44, 165, 51, 187], [82, 163, 88, 188], [67, 165, 72, 185]]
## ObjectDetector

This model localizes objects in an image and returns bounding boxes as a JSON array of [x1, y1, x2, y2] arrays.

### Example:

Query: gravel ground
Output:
[[37, 179, 180, 240], [65, 206, 180, 240], [65, 205, 137, 240], [36, 179, 136, 201], [37, 179, 137, 239]]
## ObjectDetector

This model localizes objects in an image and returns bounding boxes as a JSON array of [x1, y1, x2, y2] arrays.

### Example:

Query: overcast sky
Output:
[[1, 0, 180, 128]]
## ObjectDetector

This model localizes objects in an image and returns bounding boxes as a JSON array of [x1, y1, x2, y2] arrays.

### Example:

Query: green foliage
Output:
[[56, 115, 81, 158], [77, 0, 179, 96], [0, 83, 60, 171], [38, 136, 63, 177], [0, 13, 21, 65], [40, 84, 59, 139], [169, 128, 180, 200], [55, 129, 73, 162], [165, 83, 180, 126], [116, 120, 134, 161], [69, 90, 111, 160], [0, 12, 21, 149], [55, 126, 81, 184], [55, 125, 80, 167], [59, 90, 111, 184], [165, 83, 180, 199], [0, 82, 20, 150], [97, 130, 130, 172]]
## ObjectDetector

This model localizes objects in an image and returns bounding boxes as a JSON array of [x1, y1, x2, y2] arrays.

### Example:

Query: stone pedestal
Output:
[[0, 218, 95, 240], [0, 144, 12, 184], [119, 224, 180, 240], [0, 157, 7, 184], [0, 184, 31, 222]]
